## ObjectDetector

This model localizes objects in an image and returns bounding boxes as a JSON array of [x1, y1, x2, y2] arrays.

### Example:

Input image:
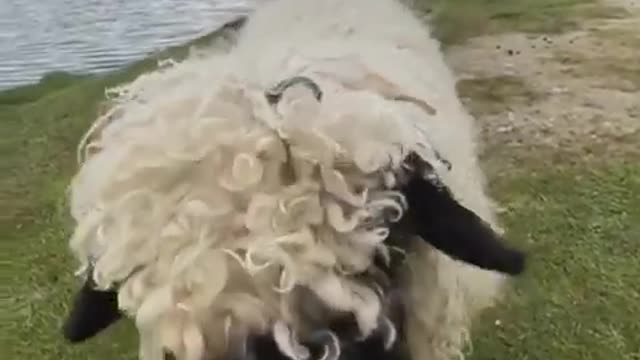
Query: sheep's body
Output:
[[67, 1, 509, 360]]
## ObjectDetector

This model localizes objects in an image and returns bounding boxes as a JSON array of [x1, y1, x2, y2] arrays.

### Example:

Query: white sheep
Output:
[[61, 1, 525, 360]]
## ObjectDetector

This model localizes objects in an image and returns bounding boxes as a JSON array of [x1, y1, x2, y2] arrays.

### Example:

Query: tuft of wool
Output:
[[67, 0, 509, 359]]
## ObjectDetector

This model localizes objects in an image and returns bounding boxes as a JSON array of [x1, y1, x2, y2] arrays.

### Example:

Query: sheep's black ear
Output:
[[398, 175, 526, 275], [62, 275, 122, 343]]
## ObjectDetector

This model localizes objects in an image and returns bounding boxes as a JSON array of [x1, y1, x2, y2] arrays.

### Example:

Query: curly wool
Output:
[[68, 1, 508, 359], [69, 51, 448, 360]]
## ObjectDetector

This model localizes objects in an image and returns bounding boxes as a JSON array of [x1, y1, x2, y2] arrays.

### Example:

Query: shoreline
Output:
[[0, 15, 248, 105]]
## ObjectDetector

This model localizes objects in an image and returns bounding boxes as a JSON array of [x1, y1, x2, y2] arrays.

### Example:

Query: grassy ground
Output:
[[426, 0, 629, 45], [471, 161, 640, 359], [431, 0, 640, 359], [1, 2, 638, 360], [456, 75, 544, 116]]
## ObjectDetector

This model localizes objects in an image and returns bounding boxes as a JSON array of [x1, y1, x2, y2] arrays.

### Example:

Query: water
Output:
[[0, 0, 253, 90]]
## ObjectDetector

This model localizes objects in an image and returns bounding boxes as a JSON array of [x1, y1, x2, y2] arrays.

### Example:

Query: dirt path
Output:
[[445, 0, 639, 166]]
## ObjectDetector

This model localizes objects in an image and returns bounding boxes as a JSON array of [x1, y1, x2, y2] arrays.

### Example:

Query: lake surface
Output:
[[0, 0, 253, 90]]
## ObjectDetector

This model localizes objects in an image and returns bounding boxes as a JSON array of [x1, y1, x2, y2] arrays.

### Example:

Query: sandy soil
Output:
[[445, 0, 639, 164]]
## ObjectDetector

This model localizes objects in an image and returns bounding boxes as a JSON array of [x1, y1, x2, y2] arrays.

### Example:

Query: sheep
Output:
[[61, 1, 526, 360]]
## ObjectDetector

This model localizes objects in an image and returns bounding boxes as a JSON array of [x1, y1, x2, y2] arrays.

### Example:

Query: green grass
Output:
[[2, 3, 639, 360], [470, 161, 640, 360], [426, 0, 629, 45], [0, 72, 92, 106]]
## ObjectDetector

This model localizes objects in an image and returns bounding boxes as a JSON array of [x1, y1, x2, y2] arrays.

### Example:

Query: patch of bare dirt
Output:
[[445, 0, 640, 164]]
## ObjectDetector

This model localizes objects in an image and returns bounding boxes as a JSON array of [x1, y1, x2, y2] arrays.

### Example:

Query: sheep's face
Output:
[[64, 73, 416, 360], [62, 74, 525, 360]]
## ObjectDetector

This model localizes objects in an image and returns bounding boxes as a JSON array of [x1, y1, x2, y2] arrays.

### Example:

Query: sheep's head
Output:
[[62, 71, 525, 360]]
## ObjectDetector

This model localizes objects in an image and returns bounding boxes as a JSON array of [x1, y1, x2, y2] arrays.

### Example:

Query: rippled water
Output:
[[0, 0, 253, 90]]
